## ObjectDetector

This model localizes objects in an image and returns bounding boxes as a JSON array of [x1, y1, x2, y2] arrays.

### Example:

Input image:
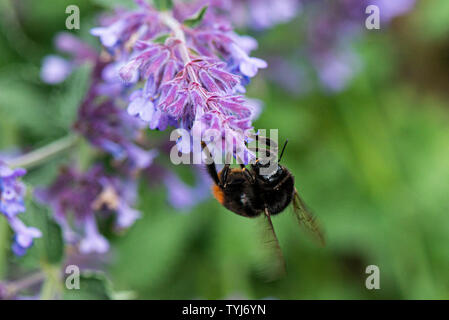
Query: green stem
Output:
[[40, 264, 62, 300], [5, 271, 46, 297], [0, 217, 8, 280], [6, 135, 80, 170]]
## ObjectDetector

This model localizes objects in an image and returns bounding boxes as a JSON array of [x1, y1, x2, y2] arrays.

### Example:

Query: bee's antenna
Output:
[[278, 139, 288, 162]]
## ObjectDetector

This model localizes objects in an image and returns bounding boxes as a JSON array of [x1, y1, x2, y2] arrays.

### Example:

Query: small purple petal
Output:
[[79, 217, 109, 254], [40, 55, 73, 84]]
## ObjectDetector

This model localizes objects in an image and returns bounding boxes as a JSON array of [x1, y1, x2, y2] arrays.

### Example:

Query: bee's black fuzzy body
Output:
[[205, 140, 325, 278], [211, 162, 295, 218]]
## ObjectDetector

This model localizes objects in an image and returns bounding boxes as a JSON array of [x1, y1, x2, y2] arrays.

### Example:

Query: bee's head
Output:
[[252, 159, 284, 183], [251, 139, 289, 182]]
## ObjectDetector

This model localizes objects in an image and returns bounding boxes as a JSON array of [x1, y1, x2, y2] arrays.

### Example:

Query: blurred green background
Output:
[[0, 0, 449, 299]]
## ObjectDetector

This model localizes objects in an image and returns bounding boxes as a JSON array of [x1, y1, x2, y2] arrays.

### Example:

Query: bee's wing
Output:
[[258, 207, 286, 281], [292, 188, 326, 246]]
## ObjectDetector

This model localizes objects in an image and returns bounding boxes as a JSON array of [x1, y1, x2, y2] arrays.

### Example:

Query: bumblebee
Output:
[[203, 138, 324, 277]]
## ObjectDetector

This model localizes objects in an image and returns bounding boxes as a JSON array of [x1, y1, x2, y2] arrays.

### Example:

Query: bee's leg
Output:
[[240, 164, 255, 184], [220, 164, 231, 188], [273, 171, 293, 191], [202, 142, 220, 186], [206, 162, 220, 186]]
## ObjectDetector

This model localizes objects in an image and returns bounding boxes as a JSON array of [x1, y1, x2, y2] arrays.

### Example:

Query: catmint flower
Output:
[[9, 216, 42, 256], [42, 32, 158, 170], [91, 1, 266, 162], [40, 55, 73, 84], [242, 0, 301, 30], [209, 0, 300, 30], [305, 0, 415, 92], [0, 161, 41, 256], [90, 1, 164, 52], [0, 162, 26, 218], [35, 166, 140, 254], [371, 0, 416, 23], [40, 32, 97, 84], [162, 167, 211, 210], [74, 91, 158, 171]]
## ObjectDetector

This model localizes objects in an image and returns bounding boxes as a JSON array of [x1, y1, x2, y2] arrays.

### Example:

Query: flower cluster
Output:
[[74, 91, 158, 172], [209, 0, 415, 93], [91, 0, 266, 163], [19, 0, 270, 261], [305, 0, 416, 91], [0, 162, 41, 256], [41, 32, 97, 84], [35, 166, 139, 254], [208, 0, 301, 30]]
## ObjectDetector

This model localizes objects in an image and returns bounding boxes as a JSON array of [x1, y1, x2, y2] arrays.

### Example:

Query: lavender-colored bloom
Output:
[[209, 0, 300, 30], [35, 166, 140, 254], [40, 33, 97, 84], [9, 216, 42, 256], [314, 49, 361, 92], [74, 92, 158, 171], [0, 161, 41, 256], [246, 0, 301, 30], [228, 42, 267, 78], [43, 33, 158, 170], [89, 2, 266, 162], [162, 167, 211, 210], [371, 0, 416, 23], [79, 216, 109, 254], [40, 55, 73, 84], [54, 32, 97, 62], [304, 0, 415, 92], [90, 1, 164, 52], [0, 162, 26, 218]]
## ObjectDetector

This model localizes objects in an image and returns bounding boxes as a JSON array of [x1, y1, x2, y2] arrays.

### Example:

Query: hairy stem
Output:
[[159, 11, 200, 83], [7, 135, 80, 170], [5, 271, 46, 296]]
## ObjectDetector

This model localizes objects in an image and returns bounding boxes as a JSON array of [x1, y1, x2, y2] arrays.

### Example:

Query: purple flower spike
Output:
[[89, 1, 268, 162], [36, 166, 140, 254], [1, 161, 41, 256], [75, 92, 158, 171], [0, 161, 26, 218]]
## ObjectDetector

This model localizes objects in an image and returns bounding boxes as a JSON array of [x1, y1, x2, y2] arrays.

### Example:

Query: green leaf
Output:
[[64, 271, 113, 300], [183, 5, 208, 28], [91, 0, 137, 9], [152, 33, 170, 44], [42, 218, 64, 264], [21, 197, 64, 265], [0, 77, 55, 137], [153, 0, 173, 11], [51, 64, 92, 130]]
